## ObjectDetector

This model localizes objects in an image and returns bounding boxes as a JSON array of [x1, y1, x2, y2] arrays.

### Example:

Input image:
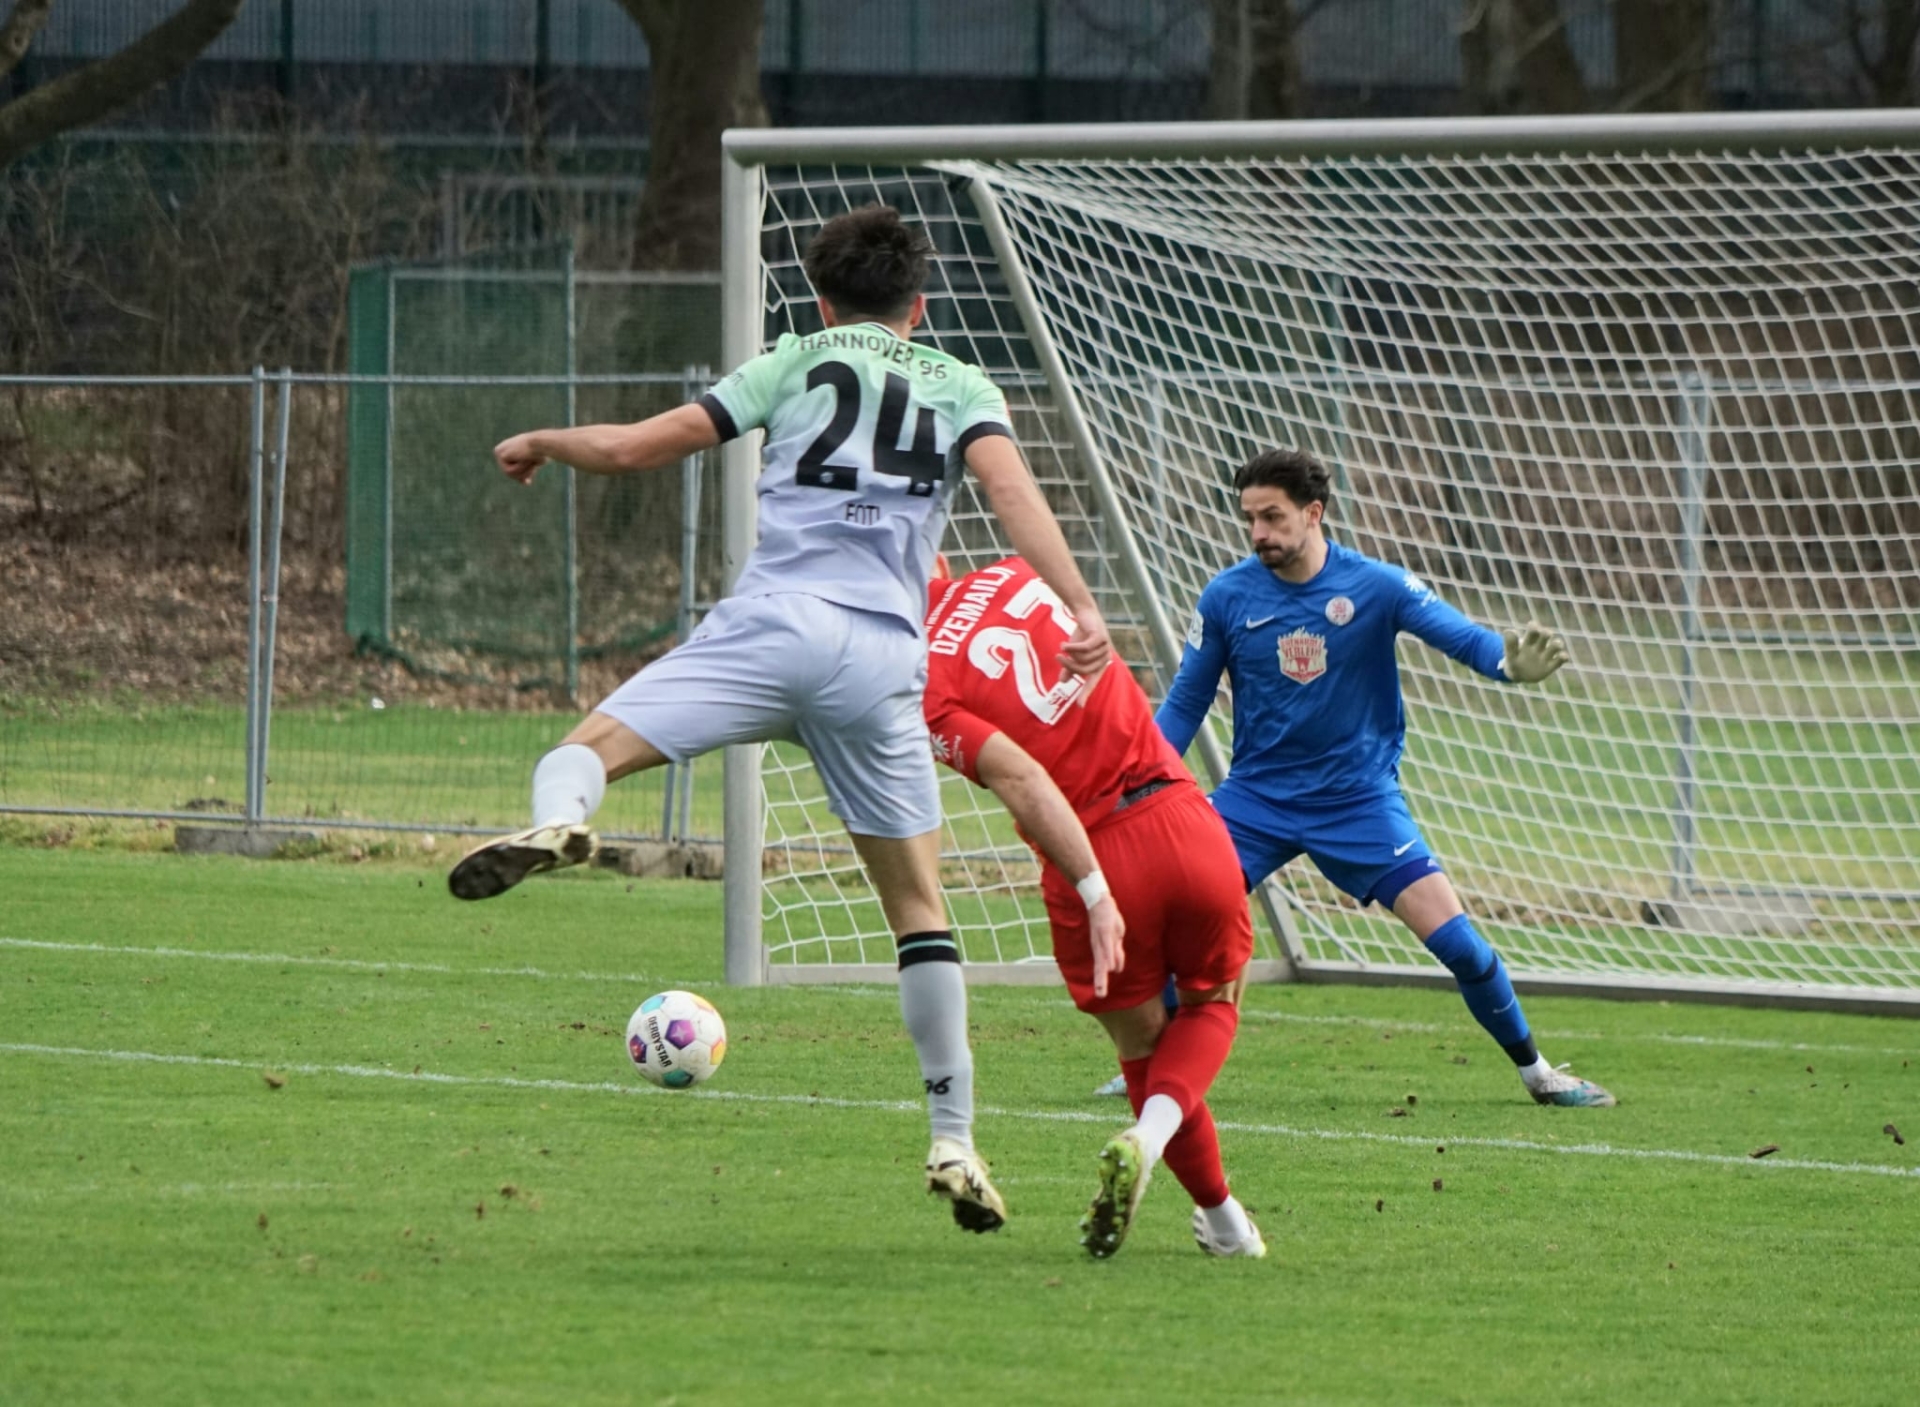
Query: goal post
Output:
[[718, 112, 1920, 1015]]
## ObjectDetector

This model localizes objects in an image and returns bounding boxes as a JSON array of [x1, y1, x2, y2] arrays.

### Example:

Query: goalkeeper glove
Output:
[[1499, 622, 1570, 684]]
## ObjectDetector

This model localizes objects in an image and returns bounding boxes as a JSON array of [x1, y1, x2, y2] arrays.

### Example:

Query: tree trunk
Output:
[[1207, 0, 1305, 120], [617, 0, 768, 273], [1614, 0, 1715, 112], [1459, 0, 1589, 114], [0, 0, 246, 169], [1853, 0, 1920, 105], [0, 1, 53, 83]]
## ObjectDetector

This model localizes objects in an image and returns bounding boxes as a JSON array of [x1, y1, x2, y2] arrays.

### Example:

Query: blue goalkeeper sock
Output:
[[1423, 914, 1538, 1066]]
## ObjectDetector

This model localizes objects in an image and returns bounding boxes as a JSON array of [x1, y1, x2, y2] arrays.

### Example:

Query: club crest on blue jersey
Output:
[[1326, 595, 1354, 626], [1278, 627, 1327, 684]]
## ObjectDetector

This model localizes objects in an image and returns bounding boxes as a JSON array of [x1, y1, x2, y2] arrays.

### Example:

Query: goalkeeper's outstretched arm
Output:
[[1397, 579, 1569, 686]]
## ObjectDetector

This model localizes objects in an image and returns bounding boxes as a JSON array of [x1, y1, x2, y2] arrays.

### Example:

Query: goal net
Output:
[[722, 116, 1920, 1010]]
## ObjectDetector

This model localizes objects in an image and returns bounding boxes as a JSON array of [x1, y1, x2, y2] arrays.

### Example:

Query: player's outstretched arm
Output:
[[974, 734, 1126, 997], [494, 404, 720, 485], [962, 436, 1110, 678], [1499, 622, 1571, 684]]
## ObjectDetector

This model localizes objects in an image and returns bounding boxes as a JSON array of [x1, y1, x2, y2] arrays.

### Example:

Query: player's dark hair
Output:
[[1234, 448, 1331, 510], [803, 204, 934, 320]]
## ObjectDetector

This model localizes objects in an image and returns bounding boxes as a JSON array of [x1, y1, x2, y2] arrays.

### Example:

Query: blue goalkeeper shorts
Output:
[[1210, 777, 1440, 909]]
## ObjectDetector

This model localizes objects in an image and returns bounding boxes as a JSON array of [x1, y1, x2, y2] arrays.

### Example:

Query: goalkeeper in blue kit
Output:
[[1156, 449, 1614, 1107]]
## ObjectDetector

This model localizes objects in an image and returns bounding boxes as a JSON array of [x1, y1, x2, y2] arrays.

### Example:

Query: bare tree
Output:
[[614, 0, 767, 273], [0, 0, 247, 169], [1459, 0, 1590, 114], [1614, 0, 1716, 111], [1208, 0, 1325, 119], [1843, 0, 1920, 104]]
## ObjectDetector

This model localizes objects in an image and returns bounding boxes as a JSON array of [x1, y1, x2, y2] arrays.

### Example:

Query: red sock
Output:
[[1143, 1000, 1239, 1115], [1119, 1056, 1151, 1118], [1161, 1099, 1231, 1209]]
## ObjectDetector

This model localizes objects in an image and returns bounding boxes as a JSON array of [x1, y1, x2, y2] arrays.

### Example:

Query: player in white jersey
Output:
[[448, 205, 1111, 1234]]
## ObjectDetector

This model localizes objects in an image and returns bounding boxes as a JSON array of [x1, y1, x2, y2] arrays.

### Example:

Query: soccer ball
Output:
[[625, 990, 728, 1089]]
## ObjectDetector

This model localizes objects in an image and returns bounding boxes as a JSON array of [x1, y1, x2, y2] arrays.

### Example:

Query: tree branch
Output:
[[0, 0, 246, 170], [0, 0, 53, 84]]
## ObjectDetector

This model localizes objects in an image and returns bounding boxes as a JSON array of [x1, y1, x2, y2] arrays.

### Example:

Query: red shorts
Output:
[[1042, 781, 1254, 1014]]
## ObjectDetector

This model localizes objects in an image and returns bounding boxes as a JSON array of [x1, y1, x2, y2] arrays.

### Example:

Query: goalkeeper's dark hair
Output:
[[803, 204, 934, 320], [1235, 448, 1332, 510]]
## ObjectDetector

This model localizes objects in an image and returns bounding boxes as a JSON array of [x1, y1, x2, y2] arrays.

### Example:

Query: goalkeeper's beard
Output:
[[1257, 542, 1306, 574]]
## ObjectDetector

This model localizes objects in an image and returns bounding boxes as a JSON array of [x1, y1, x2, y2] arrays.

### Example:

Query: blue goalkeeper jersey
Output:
[[1156, 542, 1509, 802]]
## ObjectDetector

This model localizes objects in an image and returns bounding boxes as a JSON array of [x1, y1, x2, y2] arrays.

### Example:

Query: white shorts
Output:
[[595, 592, 938, 839]]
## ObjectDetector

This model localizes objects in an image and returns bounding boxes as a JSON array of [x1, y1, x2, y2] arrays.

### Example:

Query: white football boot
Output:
[[448, 822, 597, 901], [925, 1136, 1007, 1234], [1526, 1063, 1618, 1108], [1191, 1206, 1267, 1259]]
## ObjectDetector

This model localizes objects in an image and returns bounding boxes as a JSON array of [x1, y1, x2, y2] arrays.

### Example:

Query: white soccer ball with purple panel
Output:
[[625, 989, 728, 1089]]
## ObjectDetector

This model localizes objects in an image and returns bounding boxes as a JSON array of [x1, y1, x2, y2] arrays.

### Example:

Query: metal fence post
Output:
[[660, 363, 710, 841], [244, 366, 267, 824], [563, 244, 581, 701], [257, 369, 294, 823], [382, 270, 396, 642]]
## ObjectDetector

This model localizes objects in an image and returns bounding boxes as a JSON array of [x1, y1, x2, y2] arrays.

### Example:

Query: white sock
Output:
[[1200, 1194, 1253, 1244], [1518, 1055, 1554, 1088], [531, 743, 606, 827], [897, 959, 974, 1146], [1130, 1093, 1185, 1165]]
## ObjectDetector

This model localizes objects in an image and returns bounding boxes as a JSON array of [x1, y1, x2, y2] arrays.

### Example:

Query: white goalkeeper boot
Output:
[[448, 822, 597, 901], [925, 1137, 1007, 1234]]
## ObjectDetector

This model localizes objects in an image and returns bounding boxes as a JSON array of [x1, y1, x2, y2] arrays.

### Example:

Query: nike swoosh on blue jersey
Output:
[[1244, 615, 1276, 629]]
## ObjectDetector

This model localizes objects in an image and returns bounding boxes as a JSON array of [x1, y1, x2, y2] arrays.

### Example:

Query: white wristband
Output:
[[1075, 870, 1111, 909]]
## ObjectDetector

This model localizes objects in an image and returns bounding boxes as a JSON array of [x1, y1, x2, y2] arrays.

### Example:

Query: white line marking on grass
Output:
[[8, 937, 1913, 1058], [0, 937, 701, 990], [9, 1181, 334, 1202], [5, 1041, 1915, 1183]]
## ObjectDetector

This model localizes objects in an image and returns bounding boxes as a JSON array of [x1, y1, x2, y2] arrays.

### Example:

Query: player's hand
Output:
[[1501, 622, 1570, 684], [1059, 602, 1112, 679], [494, 433, 548, 486], [1087, 895, 1126, 1000]]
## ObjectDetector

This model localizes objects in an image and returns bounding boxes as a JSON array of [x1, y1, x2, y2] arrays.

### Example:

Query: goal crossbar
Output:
[[723, 109, 1920, 165]]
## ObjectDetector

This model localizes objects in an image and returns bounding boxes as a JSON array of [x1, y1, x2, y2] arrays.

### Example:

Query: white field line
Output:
[[3, 1041, 1915, 1183], [10, 1181, 335, 1202], [6, 935, 1917, 1059], [0, 936, 703, 991]]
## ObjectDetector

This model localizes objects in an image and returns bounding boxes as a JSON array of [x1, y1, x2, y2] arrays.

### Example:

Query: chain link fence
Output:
[[0, 366, 724, 845]]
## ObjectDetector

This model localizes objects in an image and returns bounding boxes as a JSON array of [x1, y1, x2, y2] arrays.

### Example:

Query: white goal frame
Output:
[[717, 111, 1920, 1017]]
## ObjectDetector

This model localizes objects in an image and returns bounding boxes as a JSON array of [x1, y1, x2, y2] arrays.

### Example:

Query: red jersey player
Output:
[[923, 555, 1265, 1259]]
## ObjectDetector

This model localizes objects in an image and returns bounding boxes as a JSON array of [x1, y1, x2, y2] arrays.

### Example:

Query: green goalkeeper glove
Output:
[[1499, 623, 1570, 684]]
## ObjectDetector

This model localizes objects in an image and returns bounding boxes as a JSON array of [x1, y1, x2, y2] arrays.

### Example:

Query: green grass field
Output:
[[2, 846, 1917, 1405]]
